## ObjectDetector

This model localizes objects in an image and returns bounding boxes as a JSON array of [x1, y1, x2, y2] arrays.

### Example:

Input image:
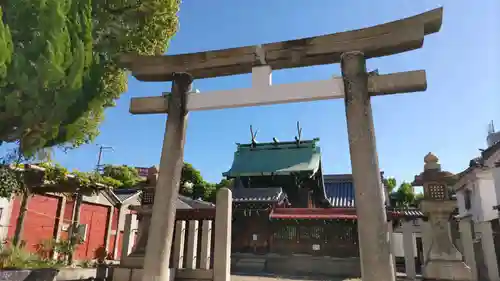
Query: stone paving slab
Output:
[[231, 274, 418, 281], [231, 274, 357, 281]]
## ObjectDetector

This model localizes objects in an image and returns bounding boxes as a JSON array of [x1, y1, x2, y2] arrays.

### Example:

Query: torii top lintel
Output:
[[119, 8, 442, 82]]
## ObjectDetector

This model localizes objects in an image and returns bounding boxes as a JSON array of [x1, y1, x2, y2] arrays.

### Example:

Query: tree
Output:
[[216, 179, 234, 190], [383, 177, 397, 193], [0, 0, 180, 157], [181, 163, 203, 185], [414, 192, 424, 206], [393, 182, 416, 207], [101, 165, 142, 188]]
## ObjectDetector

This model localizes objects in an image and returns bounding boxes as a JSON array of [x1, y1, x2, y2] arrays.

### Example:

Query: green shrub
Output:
[[0, 243, 60, 269]]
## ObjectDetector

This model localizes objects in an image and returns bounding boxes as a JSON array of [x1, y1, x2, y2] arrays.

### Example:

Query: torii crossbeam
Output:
[[121, 7, 443, 281]]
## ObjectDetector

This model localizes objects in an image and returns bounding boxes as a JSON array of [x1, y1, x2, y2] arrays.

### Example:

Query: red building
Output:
[[6, 188, 141, 261], [4, 185, 217, 261]]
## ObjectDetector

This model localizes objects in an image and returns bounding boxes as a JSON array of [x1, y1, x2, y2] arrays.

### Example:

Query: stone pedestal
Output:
[[421, 200, 472, 281]]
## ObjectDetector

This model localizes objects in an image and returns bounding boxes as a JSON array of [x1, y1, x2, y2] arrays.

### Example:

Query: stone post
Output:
[[141, 73, 192, 281], [413, 153, 472, 281], [476, 221, 500, 281], [387, 221, 397, 276], [420, 219, 432, 264], [113, 206, 122, 258], [341, 51, 395, 281], [105, 206, 114, 253], [213, 188, 232, 281], [458, 217, 478, 281], [402, 221, 417, 280]]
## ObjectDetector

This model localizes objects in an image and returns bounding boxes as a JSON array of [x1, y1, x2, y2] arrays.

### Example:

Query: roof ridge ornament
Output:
[[250, 125, 258, 148], [294, 121, 302, 145]]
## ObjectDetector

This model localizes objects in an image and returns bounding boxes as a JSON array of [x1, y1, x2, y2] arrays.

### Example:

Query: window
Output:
[[0, 208, 3, 220], [299, 226, 310, 239], [273, 226, 296, 240], [464, 189, 472, 210], [310, 226, 323, 240]]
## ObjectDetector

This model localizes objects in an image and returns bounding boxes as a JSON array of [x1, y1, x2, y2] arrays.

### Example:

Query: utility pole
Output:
[[96, 145, 114, 173]]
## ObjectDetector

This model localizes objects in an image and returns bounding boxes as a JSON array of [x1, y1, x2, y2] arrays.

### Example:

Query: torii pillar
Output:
[[342, 51, 396, 281], [141, 73, 192, 281]]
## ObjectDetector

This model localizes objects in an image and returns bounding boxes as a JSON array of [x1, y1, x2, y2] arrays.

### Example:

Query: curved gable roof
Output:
[[223, 139, 321, 178]]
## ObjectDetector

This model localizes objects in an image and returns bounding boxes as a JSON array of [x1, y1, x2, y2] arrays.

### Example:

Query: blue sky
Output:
[[49, 1, 500, 185]]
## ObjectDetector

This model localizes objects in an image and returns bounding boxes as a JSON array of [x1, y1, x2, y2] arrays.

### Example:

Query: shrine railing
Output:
[[120, 188, 232, 281]]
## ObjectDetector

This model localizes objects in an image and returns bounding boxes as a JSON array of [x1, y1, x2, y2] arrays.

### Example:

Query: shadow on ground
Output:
[[231, 272, 359, 281]]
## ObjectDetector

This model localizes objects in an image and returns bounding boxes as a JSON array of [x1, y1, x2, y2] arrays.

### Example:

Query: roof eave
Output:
[[225, 170, 315, 178]]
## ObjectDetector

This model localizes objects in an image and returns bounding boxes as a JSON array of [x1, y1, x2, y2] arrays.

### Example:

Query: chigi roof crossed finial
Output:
[[225, 123, 320, 178]]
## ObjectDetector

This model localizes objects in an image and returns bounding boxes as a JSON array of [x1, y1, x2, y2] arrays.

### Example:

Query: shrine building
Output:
[[223, 137, 424, 258]]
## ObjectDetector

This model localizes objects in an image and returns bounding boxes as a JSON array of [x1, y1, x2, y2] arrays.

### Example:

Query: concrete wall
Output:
[[231, 254, 360, 278], [0, 197, 13, 241]]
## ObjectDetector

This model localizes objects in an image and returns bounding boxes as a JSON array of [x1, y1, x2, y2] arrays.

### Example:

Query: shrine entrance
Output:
[[117, 7, 443, 281]]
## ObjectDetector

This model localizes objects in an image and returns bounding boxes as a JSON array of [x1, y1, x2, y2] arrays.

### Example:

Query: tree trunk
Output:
[[67, 193, 82, 265], [12, 190, 30, 247]]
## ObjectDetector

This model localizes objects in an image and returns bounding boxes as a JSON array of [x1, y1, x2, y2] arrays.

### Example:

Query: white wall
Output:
[[391, 232, 418, 258], [494, 167, 500, 210], [476, 173, 497, 222], [82, 192, 113, 207], [472, 181, 483, 222], [0, 197, 13, 240], [456, 171, 498, 223], [456, 191, 467, 215], [456, 182, 477, 220], [118, 197, 140, 232]]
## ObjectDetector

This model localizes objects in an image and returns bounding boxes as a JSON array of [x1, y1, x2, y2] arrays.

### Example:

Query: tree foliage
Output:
[[383, 177, 397, 193], [179, 162, 233, 203], [181, 163, 204, 186], [0, 161, 136, 198], [393, 182, 415, 207], [101, 164, 142, 188], [0, 0, 180, 156], [387, 178, 420, 207]]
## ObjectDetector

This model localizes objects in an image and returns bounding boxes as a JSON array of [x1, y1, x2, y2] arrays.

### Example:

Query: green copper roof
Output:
[[223, 138, 321, 177]]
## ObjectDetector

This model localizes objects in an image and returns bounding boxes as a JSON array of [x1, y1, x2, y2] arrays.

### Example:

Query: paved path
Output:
[[231, 274, 358, 281]]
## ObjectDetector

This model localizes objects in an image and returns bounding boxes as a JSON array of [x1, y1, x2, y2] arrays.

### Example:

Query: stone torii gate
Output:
[[120, 8, 443, 281]]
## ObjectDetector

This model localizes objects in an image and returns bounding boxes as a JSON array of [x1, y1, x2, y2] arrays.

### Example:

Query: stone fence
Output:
[[113, 188, 232, 281]]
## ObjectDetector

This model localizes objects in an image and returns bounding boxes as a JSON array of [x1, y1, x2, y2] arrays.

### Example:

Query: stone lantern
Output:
[[121, 166, 158, 267], [413, 153, 472, 281]]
